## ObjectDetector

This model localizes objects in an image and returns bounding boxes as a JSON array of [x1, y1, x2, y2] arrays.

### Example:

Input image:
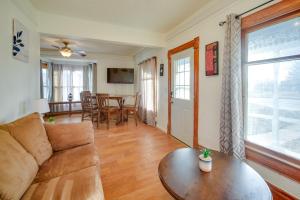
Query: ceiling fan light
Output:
[[60, 49, 72, 57]]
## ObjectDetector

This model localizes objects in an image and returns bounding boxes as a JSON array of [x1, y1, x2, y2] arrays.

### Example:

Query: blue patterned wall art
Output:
[[12, 19, 29, 62]]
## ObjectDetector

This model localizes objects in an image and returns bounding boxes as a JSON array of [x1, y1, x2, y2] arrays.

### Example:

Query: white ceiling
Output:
[[40, 34, 143, 56], [31, 0, 210, 33]]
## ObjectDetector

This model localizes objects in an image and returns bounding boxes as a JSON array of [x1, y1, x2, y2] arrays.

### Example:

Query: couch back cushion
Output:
[[0, 130, 39, 200], [0, 113, 53, 165], [44, 121, 94, 151]]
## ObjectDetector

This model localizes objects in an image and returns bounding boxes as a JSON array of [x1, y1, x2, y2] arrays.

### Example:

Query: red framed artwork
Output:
[[205, 42, 219, 76]]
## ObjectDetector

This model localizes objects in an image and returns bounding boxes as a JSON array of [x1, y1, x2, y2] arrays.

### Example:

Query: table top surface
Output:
[[48, 101, 81, 104], [91, 94, 134, 99], [49, 94, 134, 102], [158, 148, 272, 200]]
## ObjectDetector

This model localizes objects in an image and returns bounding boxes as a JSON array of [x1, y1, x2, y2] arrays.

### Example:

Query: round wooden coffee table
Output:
[[158, 148, 271, 200]]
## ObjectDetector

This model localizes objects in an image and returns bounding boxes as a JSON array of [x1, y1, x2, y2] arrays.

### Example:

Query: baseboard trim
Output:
[[156, 125, 167, 134], [267, 182, 297, 200]]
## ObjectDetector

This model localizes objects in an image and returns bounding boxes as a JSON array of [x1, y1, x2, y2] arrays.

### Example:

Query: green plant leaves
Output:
[[202, 148, 212, 158]]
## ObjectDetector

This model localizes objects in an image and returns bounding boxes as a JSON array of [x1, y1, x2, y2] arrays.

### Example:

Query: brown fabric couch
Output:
[[0, 113, 104, 200]]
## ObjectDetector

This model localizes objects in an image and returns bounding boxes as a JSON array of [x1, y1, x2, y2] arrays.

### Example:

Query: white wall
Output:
[[89, 53, 135, 95], [135, 0, 300, 198], [0, 0, 40, 123]]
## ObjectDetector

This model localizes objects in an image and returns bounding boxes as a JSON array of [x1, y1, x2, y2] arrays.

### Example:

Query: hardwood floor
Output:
[[54, 115, 186, 200]]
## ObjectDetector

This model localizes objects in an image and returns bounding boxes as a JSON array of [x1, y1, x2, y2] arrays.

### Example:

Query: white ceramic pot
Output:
[[198, 154, 212, 172]]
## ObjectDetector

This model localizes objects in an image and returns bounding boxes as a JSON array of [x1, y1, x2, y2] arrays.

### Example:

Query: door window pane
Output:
[[178, 59, 185, 72], [247, 17, 300, 62], [174, 57, 191, 100], [184, 72, 190, 86], [184, 57, 190, 72]]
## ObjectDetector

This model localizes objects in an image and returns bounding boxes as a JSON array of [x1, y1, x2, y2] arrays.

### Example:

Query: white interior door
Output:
[[171, 48, 194, 146]]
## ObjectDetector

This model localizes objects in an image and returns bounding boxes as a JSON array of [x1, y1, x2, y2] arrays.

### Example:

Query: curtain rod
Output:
[[138, 56, 156, 66], [219, 0, 275, 26]]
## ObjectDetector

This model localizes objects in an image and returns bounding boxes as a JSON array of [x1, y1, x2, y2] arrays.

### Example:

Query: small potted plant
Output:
[[199, 148, 212, 172], [47, 116, 55, 124]]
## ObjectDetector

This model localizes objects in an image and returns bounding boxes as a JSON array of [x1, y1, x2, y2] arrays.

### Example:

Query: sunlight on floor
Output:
[[53, 114, 185, 200]]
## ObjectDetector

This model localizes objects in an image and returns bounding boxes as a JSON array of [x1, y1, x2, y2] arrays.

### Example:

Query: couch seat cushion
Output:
[[34, 144, 99, 183], [22, 166, 104, 200], [44, 121, 94, 151], [0, 113, 53, 165], [0, 130, 39, 200]]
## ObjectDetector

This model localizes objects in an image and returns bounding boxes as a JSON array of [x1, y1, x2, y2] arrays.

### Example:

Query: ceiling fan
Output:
[[52, 41, 87, 58]]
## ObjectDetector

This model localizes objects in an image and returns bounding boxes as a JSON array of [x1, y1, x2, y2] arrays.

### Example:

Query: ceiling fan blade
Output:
[[73, 51, 87, 57], [51, 45, 61, 49]]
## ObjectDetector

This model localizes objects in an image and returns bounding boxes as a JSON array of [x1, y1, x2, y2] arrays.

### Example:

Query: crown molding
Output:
[[166, 0, 238, 40], [166, 0, 282, 40]]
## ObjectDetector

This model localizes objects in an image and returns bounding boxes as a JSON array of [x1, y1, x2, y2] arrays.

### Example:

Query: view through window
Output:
[[41, 67, 50, 99], [41, 63, 94, 103], [174, 57, 191, 100], [53, 68, 84, 101], [245, 17, 300, 159]]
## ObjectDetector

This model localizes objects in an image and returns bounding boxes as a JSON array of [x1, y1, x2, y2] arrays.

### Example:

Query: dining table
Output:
[[108, 94, 127, 124], [93, 94, 134, 124]]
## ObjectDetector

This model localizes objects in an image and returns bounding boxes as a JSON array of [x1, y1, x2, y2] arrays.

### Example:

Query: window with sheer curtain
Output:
[[244, 16, 300, 160], [41, 67, 50, 99], [138, 57, 157, 126], [41, 62, 96, 103], [52, 64, 93, 102]]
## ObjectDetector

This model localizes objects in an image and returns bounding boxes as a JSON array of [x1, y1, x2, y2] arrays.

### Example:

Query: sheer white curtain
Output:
[[92, 63, 97, 93], [83, 64, 93, 92], [138, 57, 157, 126], [40, 61, 53, 101], [52, 63, 93, 102]]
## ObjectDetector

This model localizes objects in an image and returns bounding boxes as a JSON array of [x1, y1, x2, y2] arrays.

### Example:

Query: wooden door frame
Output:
[[167, 37, 199, 148]]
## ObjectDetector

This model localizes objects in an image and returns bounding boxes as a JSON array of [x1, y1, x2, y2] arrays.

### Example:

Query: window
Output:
[[174, 57, 191, 100], [41, 63, 51, 100], [141, 71, 154, 111], [42, 68, 50, 99], [53, 68, 84, 101], [139, 57, 157, 126], [244, 16, 300, 160]]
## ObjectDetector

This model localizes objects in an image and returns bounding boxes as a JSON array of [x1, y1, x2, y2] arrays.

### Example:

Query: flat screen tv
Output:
[[107, 68, 134, 84]]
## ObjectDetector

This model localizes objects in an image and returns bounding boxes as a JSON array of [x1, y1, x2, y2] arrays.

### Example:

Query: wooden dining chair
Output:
[[80, 91, 99, 126], [123, 92, 141, 126], [96, 94, 120, 129]]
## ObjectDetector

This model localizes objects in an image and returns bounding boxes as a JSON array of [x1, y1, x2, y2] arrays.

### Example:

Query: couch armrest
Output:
[[44, 121, 94, 151]]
